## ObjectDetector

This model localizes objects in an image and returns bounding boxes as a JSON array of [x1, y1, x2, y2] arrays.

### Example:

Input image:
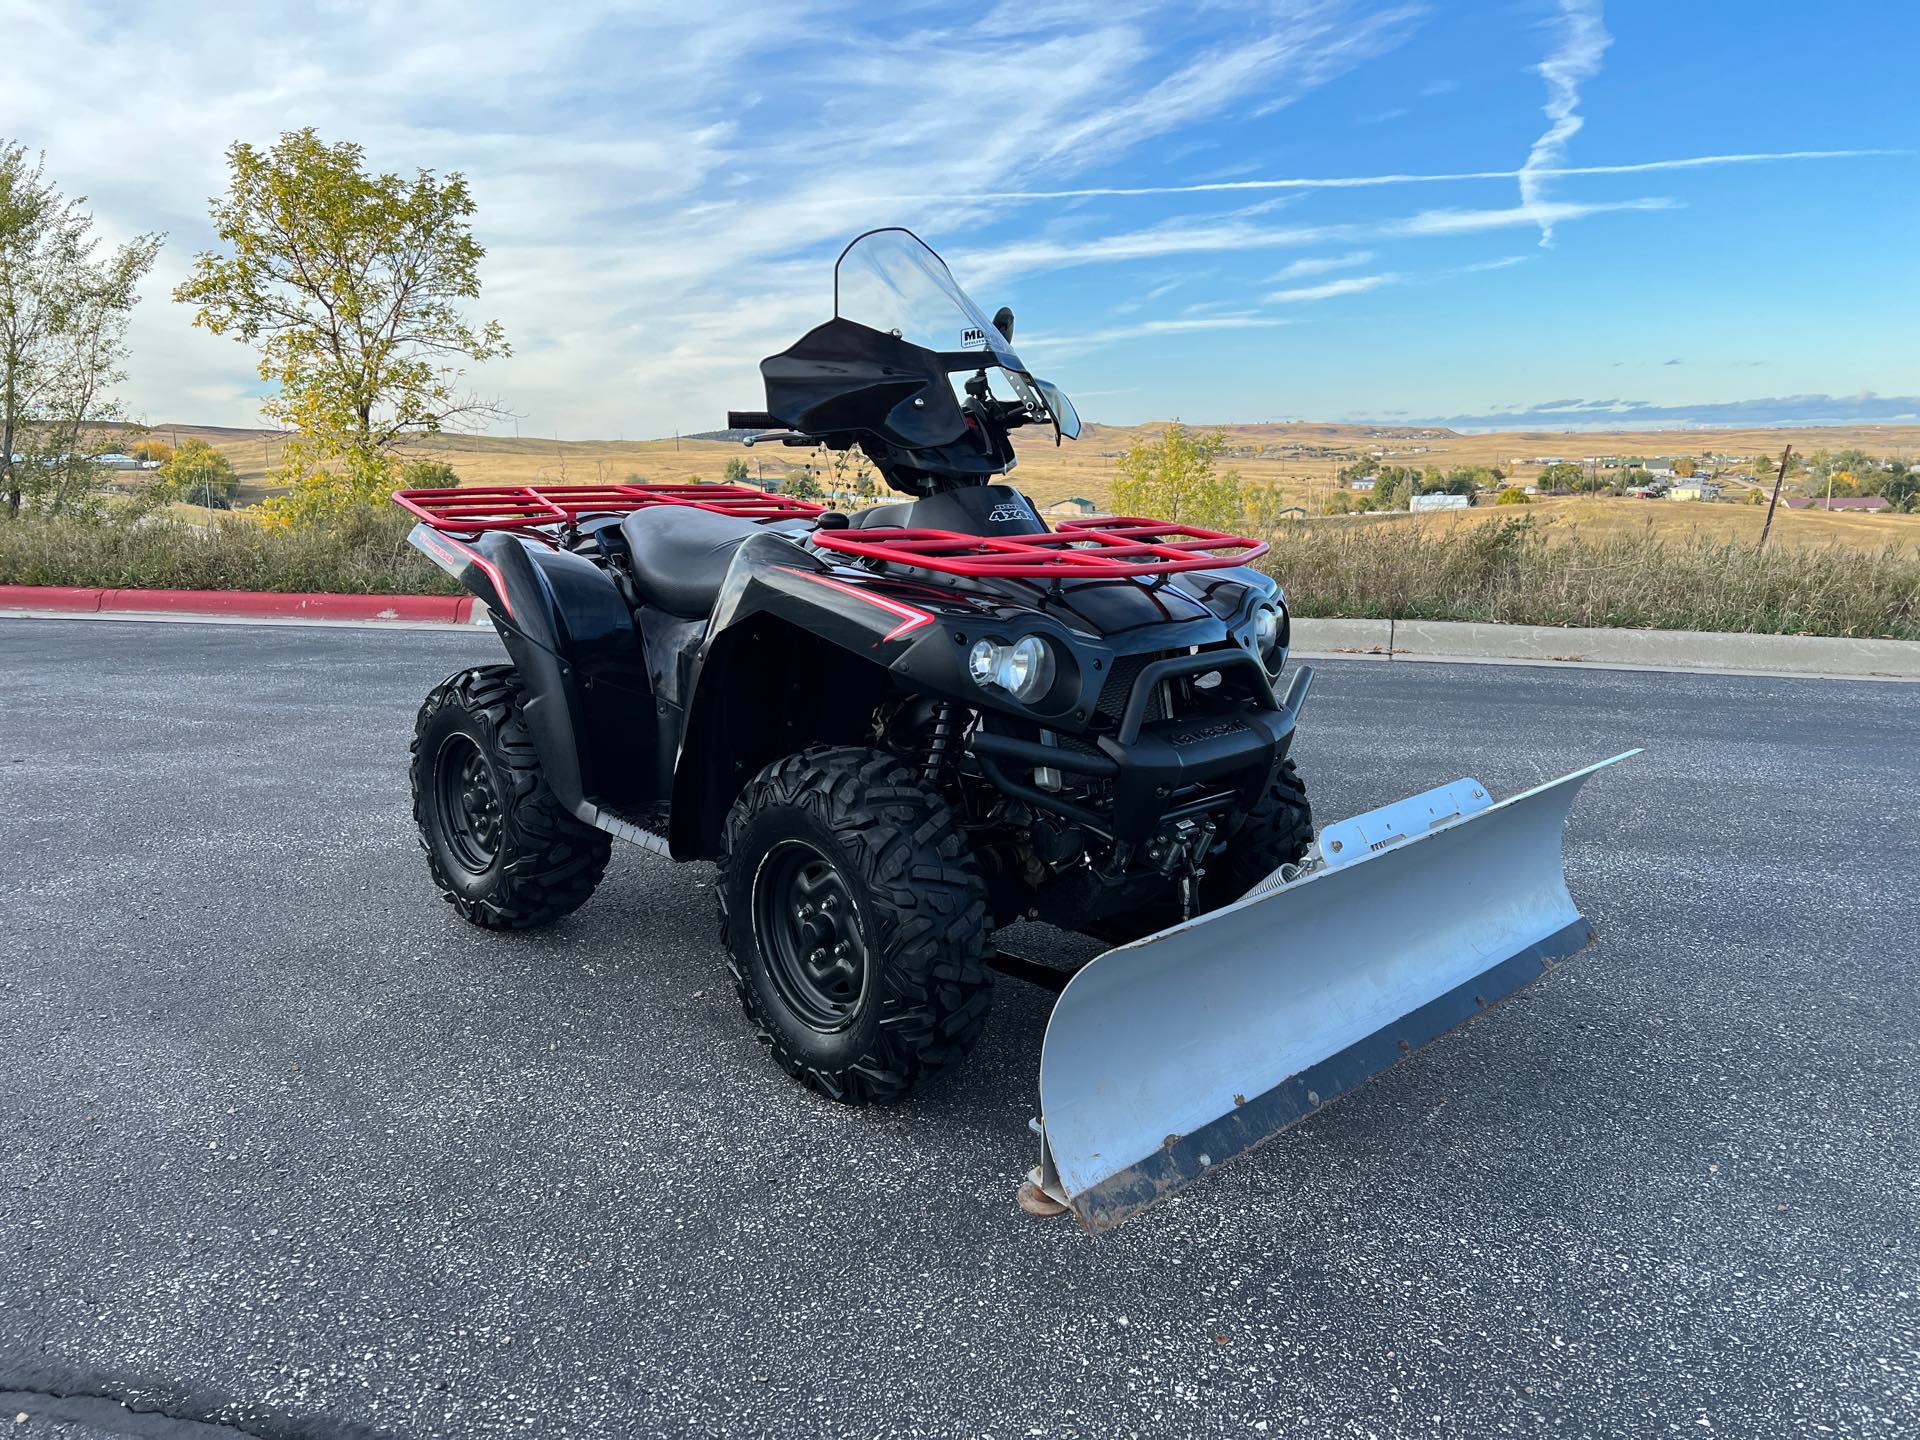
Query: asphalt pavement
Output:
[[1, 618, 1914, 1439]]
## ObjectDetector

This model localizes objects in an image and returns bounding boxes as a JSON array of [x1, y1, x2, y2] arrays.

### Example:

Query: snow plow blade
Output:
[[1029, 750, 1640, 1232]]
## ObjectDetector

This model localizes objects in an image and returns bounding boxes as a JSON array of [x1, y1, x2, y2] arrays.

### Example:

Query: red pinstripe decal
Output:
[[778, 566, 934, 643], [418, 531, 514, 619]]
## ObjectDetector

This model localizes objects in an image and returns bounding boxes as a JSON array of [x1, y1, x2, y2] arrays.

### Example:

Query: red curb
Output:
[[0, 585, 108, 613], [0, 585, 475, 624]]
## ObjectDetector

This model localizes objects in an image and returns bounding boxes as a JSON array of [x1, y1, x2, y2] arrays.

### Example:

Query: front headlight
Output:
[[1252, 601, 1284, 662], [968, 635, 1056, 703]]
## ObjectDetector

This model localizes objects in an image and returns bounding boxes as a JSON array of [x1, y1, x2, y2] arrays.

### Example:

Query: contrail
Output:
[[1520, 0, 1612, 246], [909, 150, 1904, 203]]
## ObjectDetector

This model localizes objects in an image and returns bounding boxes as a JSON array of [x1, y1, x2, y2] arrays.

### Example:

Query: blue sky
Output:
[[3, 0, 1915, 435]]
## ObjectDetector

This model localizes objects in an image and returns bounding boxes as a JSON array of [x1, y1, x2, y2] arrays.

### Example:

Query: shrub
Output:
[[1494, 487, 1530, 505], [0, 507, 457, 594], [400, 460, 460, 489], [1255, 517, 1919, 639]]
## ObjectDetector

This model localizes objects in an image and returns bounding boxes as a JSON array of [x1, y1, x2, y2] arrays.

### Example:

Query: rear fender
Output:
[[412, 524, 654, 819]]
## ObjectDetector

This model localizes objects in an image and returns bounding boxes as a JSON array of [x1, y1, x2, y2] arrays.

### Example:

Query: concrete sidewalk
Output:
[[1292, 616, 1920, 680]]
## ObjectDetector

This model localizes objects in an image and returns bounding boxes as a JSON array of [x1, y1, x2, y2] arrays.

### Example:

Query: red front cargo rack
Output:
[[393, 482, 825, 535], [810, 516, 1268, 579]]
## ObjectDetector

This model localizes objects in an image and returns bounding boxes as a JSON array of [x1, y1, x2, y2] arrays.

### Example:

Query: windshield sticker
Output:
[[960, 326, 989, 349]]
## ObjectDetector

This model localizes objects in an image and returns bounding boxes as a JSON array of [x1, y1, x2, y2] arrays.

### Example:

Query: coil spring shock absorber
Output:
[[923, 702, 958, 785]]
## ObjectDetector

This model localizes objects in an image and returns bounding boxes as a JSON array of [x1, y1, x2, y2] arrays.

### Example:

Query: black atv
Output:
[[397, 227, 1313, 1107]]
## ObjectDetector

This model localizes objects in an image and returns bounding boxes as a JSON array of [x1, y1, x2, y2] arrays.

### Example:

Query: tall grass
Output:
[[1260, 515, 1919, 640], [1, 508, 1915, 639], [0, 509, 458, 595]]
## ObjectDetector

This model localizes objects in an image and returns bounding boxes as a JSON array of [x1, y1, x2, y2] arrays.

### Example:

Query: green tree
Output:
[[785, 467, 822, 499], [1241, 478, 1298, 531], [722, 456, 750, 484], [1111, 422, 1244, 530], [174, 130, 507, 523], [1373, 471, 1412, 510], [0, 142, 162, 518], [1538, 462, 1584, 493], [158, 436, 239, 508], [1494, 486, 1530, 505], [1877, 463, 1916, 509], [399, 459, 459, 490]]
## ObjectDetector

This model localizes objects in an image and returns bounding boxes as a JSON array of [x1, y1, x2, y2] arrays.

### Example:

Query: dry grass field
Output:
[[149, 417, 1920, 556]]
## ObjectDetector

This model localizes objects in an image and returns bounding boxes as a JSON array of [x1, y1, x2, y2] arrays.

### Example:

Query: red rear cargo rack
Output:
[[393, 482, 825, 534], [809, 516, 1268, 579]]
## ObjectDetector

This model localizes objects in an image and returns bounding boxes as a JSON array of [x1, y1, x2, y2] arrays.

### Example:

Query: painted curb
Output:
[[1292, 616, 1920, 681], [1, 585, 1912, 678], [0, 584, 477, 625]]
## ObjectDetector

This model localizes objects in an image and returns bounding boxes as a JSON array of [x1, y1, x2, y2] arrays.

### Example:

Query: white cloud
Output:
[[1270, 250, 1376, 280], [912, 150, 1901, 205], [958, 196, 1673, 283], [1266, 273, 1400, 303], [1518, 0, 1613, 246], [0, 0, 1430, 437], [1386, 196, 1676, 236], [1020, 313, 1293, 359]]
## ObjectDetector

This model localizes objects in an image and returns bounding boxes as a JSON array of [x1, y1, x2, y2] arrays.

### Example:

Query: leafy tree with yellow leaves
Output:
[[1111, 422, 1244, 532], [157, 436, 238, 508], [175, 130, 507, 523]]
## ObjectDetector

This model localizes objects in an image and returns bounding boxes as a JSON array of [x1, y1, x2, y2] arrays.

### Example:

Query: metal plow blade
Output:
[[1029, 750, 1640, 1232]]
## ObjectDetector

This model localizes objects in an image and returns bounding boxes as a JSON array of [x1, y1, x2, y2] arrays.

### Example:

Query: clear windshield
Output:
[[833, 229, 1080, 442], [835, 229, 1026, 368]]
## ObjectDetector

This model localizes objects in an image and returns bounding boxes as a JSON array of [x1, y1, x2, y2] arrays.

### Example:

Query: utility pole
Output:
[[1758, 443, 1793, 549]]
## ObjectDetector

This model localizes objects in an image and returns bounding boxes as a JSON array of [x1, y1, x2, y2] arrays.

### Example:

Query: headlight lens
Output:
[[1253, 602, 1282, 656], [968, 635, 1056, 703]]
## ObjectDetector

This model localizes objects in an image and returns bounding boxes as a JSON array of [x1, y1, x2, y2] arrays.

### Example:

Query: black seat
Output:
[[619, 507, 812, 618]]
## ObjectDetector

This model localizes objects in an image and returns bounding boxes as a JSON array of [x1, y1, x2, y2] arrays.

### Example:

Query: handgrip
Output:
[[727, 410, 782, 430]]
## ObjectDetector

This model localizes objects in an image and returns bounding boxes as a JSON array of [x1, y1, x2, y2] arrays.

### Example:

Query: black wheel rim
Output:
[[751, 839, 870, 1033], [435, 734, 504, 876]]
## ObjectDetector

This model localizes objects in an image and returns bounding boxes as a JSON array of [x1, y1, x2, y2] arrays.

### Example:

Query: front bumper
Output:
[[969, 659, 1313, 846]]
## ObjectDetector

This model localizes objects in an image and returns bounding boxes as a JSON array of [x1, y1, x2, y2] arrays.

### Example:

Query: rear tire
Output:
[[717, 747, 993, 1105], [411, 665, 612, 929]]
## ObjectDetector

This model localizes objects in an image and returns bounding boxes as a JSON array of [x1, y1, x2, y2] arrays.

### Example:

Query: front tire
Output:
[[1085, 755, 1313, 944], [1204, 755, 1314, 902], [717, 747, 993, 1105], [410, 665, 612, 929]]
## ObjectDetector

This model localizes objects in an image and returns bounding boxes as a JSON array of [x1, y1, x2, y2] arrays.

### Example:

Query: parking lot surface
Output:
[[1, 618, 1914, 1438]]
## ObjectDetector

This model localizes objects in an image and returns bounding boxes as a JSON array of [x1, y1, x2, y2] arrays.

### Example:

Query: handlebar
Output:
[[727, 410, 783, 430]]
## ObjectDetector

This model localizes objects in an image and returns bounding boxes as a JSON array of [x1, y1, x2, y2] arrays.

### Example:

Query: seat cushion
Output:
[[618, 506, 766, 618]]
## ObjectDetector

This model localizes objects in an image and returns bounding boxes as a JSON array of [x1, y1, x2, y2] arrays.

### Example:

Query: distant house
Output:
[[1410, 493, 1470, 512], [1045, 496, 1097, 517], [1785, 496, 1892, 513], [1668, 482, 1720, 502], [1627, 485, 1661, 499], [1349, 476, 1377, 491], [97, 452, 141, 468], [1642, 459, 1675, 479]]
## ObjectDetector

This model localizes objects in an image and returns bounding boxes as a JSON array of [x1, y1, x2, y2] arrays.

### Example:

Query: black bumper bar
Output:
[[968, 663, 1314, 845]]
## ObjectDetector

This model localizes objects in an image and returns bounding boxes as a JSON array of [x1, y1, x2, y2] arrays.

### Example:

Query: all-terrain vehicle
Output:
[[396, 229, 1632, 1230]]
